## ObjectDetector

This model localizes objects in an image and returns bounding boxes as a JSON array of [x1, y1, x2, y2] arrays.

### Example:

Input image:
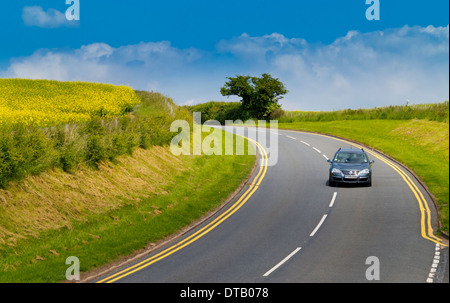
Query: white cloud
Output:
[[1, 25, 448, 110], [3, 49, 111, 82], [215, 25, 448, 110], [216, 33, 307, 66], [22, 6, 75, 28], [77, 43, 114, 60], [0, 41, 209, 104]]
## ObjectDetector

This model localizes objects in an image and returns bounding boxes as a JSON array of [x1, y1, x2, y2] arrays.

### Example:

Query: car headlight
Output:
[[331, 168, 342, 174], [359, 168, 370, 175]]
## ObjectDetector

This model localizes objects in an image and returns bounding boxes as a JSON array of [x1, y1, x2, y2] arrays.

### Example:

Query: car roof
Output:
[[336, 148, 366, 153]]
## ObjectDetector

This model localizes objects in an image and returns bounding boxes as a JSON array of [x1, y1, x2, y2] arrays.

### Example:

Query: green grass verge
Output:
[[0, 133, 255, 282], [278, 119, 449, 235]]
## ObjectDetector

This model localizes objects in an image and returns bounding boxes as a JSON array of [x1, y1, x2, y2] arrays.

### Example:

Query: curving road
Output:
[[94, 127, 448, 283]]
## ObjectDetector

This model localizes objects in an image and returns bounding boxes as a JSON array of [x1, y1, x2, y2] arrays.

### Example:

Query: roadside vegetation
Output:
[[0, 136, 254, 282], [279, 101, 449, 123], [185, 101, 243, 124], [0, 80, 255, 282], [0, 85, 185, 189], [185, 73, 288, 123]]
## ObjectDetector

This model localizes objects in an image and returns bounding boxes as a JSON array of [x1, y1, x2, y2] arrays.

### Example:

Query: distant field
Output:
[[0, 79, 141, 126], [280, 101, 449, 123]]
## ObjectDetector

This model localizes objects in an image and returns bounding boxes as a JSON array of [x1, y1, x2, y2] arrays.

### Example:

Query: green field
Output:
[[280, 102, 449, 123]]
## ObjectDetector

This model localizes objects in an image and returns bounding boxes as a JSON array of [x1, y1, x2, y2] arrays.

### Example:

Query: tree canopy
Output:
[[220, 73, 288, 119]]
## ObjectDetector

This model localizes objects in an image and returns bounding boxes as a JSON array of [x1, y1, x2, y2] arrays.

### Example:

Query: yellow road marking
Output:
[[290, 130, 447, 247], [366, 150, 443, 244], [97, 137, 268, 283]]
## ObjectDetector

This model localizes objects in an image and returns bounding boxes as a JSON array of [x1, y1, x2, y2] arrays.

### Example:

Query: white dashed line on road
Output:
[[263, 192, 337, 277], [310, 215, 328, 237], [300, 141, 310, 146], [329, 192, 337, 208], [263, 247, 302, 277]]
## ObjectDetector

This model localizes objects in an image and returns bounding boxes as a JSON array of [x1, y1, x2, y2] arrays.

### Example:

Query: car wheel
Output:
[[329, 179, 335, 187]]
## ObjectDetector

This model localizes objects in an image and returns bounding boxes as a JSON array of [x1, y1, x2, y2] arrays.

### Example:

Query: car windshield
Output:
[[333, 152, 368, 163]]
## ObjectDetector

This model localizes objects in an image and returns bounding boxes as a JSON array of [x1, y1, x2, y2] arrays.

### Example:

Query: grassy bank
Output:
[[0, 139, 255, 282], [278, 119, 449, 234], [0, 82, 256, 282]]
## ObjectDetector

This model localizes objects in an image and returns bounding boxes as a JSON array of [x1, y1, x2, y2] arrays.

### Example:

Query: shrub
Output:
[[184, 101, 245, 124], [0, 89, 190, 189]]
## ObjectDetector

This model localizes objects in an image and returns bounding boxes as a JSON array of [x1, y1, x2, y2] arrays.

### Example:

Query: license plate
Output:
[[345, 175, 358, 179]]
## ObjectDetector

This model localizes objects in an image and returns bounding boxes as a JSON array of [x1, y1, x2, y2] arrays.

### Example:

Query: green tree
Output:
[[220, 73, 288, 119]]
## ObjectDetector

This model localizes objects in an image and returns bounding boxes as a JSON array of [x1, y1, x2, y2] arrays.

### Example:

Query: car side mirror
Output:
[[370, 160, 375, 164], [327, 159, 332, 163]]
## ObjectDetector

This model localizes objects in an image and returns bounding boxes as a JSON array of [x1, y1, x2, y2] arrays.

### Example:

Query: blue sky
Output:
[[0, 0, 448, 110]]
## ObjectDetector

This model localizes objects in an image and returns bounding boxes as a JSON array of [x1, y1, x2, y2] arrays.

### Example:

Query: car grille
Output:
[[341, 170, 360, 175]]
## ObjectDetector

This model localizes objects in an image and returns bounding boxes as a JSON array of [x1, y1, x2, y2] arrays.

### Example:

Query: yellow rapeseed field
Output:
[[0, 79, 141, 127]]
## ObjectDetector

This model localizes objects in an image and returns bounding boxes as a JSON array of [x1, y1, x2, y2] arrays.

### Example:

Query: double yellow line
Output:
[[97, 138, 268, 283], [365, 149, 446, 246], [308, 132, 447, 247]]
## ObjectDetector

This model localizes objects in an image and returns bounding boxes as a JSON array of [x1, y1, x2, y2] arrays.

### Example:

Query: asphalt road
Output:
[[95, 127, 448, 283]]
